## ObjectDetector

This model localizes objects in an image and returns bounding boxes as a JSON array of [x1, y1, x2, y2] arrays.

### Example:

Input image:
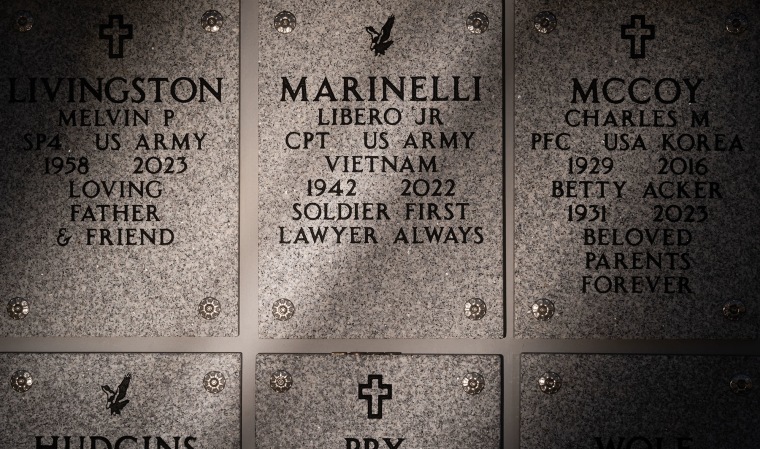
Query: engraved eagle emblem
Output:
[[101, 373, 131, 415], [366, 15, 395, 56]]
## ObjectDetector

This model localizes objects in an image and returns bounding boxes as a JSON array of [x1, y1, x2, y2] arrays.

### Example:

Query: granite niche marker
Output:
[[0, 0, 239, 336], [515, 0, 759, 339], [1, 353, 241, 448], [521, 354, 759, 448], [256, 353, 502, 448], [258, 0, 504, 338]]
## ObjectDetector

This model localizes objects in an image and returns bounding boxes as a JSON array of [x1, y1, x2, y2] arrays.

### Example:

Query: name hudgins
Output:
[[35, 436, 197, 449]]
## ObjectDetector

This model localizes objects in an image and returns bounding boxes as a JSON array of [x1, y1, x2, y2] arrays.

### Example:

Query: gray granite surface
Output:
[[0, 0, 239, 336], [259, 0, 504, 338], [515, 0, 759, 338], [256, 354, 502, 448], [521, 354, 760, 448], [0, 353, 241, 448]]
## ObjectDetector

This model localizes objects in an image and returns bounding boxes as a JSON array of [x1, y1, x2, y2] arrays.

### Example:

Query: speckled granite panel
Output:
[[0, 353, 241, 447], [259, 1, 504, 338], [0, 1, 239, 336], [520, 354, 760, 448], [515, 1, 759, 338], [256, 354, 502, 448]]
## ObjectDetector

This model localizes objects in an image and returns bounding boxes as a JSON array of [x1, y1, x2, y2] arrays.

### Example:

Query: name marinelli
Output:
[[281, 76, 482, 102]]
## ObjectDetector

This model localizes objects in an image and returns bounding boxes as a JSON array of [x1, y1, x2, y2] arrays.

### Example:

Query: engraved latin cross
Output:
[[358, 374, 392, 419], [621, 15, 655, 59], [99, 15, 133, 59]]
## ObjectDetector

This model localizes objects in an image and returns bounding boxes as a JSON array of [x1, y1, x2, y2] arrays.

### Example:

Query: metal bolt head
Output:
[[723, 300, 746, 321], [464, 298, 487, 320], [203, 371, 226, 394], [275, 11, 296, 34], [10, 370, 33, 392], [270, 370, 293, 392], [201, 10, 224, 32], [730, 374, 753, 394], [534, 11, 557, 34], [198, 297, 221, 320], [532, 298, 555, 321], [538, 372, 562, 394], [467, 12, 489, 34], [7, 297, 29, 320], [272, 298, 295, 321], [462, 372, 485, 395], [15, 11, 33, 32], [726, 12, 748, 34]]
